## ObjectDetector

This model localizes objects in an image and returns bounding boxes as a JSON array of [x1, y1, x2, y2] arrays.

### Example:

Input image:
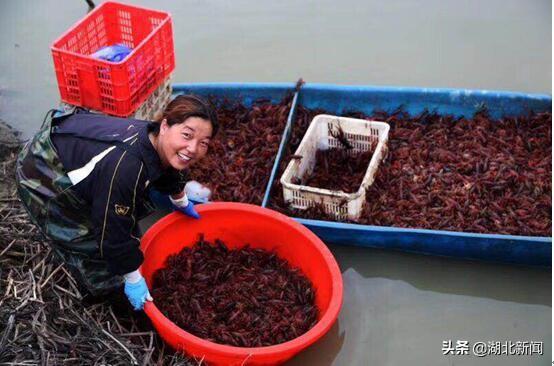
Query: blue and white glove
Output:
[[170, 193, 200, 219], [124, 270, 153, 311], [184, 180, 212, 204]]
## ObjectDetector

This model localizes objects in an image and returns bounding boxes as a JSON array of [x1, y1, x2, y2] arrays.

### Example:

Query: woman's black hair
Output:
[[147, 94, 219, 137]]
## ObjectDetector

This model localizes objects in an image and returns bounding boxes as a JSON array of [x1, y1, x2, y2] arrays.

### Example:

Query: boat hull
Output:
[[172, 82, 551, 267]]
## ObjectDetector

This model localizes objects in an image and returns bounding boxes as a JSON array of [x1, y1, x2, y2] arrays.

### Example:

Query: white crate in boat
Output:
[[280, 114, 389, 221]]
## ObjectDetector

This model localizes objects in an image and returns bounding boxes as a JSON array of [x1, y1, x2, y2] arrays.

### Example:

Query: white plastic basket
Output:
[[280, 114, 389, 221], [131, 75, 172, 121]]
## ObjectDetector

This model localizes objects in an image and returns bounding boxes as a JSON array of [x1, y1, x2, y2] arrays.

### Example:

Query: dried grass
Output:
[[0, 143, 200, 365]]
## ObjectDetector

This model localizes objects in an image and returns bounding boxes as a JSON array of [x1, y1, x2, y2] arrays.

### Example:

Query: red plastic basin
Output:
[[140, 202, 343, 365]]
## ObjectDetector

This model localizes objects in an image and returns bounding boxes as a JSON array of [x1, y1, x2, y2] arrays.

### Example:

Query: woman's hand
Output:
[[124, 270, 153, 311], [170, 191, 200, 219]]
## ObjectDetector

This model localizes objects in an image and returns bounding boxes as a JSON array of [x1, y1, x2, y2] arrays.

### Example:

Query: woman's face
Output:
[[158, 117, 213, 170]]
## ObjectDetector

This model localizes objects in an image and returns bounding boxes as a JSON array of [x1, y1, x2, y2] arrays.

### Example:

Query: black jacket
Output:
[[51, 112, 185, 275]]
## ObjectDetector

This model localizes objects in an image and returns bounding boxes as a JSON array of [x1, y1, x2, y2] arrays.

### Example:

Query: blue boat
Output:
[[172, 82, 552, 267]]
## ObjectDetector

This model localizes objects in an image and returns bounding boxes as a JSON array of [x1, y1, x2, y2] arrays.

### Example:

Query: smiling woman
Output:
[[148, 95, 219, 171], [15, 95, 218, 311]]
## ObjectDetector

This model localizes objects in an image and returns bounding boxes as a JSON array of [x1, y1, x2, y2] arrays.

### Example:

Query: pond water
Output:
[[0, 0, 550, 140], [1, 1, 551, 364]]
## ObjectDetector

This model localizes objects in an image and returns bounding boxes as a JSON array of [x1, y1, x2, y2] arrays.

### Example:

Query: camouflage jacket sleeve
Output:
[[90, 150, 147, 275]]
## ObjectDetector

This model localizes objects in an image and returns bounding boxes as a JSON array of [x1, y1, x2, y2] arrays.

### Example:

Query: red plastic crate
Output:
[[51, 1, 175, 117]]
